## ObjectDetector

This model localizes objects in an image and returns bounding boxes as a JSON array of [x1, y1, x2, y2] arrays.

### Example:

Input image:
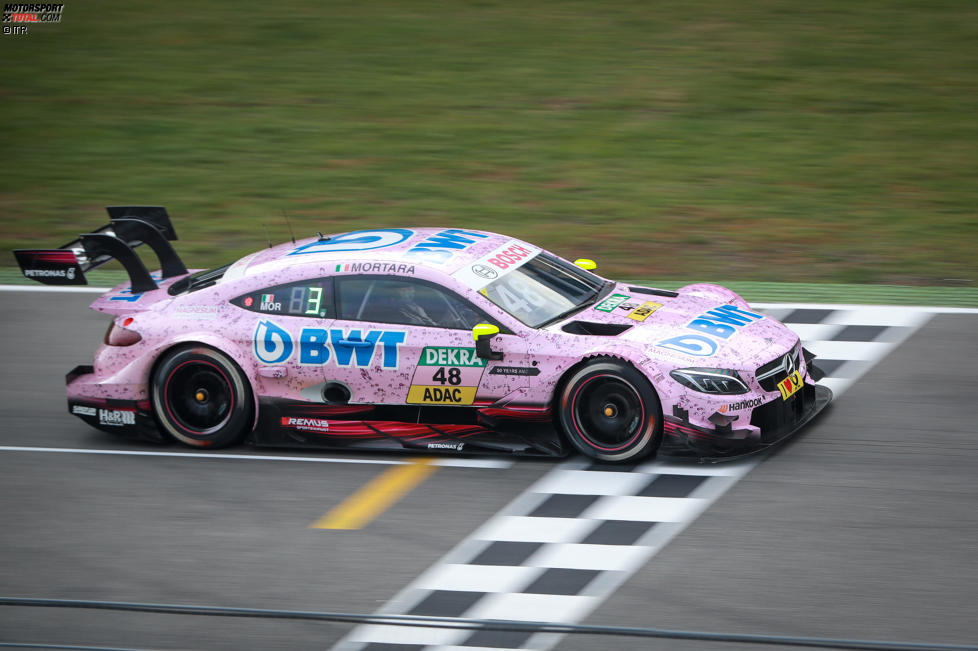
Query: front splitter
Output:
[[660, 384, 834, 463]]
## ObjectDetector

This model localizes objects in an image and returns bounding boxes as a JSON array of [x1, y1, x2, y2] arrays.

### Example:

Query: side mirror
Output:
[[574, 258, 597, 271], [472, 323, 504, 361]]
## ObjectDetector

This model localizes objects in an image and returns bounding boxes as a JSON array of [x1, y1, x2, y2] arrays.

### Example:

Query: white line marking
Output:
[[333, 463, 753, 651], [526, 542, 653, 572], [348, 624, 465, 647], [816, 376, 852, 396], [781, 323, 844, 341], [529, 469, 649, 496], [416, 564, 538, 593], [581, 495, 707, 523], [752, 301, 978, 314], [803, 340, 893, 361], [0, 284, 110, 293], [636, 458, 757, 477], [473, 516, 596, 544], [334, 302, 946, 651], [0, 446, 512, 469], [823, 307, 934, 328], [433, 458, 515, 469], [468, 592, 596, 623]]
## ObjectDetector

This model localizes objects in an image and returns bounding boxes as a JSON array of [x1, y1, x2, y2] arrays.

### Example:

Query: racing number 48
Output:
[[432, 367, 462, 386]]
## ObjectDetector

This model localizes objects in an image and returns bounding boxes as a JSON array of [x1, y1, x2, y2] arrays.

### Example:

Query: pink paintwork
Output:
[[67, 227, 829, 458]]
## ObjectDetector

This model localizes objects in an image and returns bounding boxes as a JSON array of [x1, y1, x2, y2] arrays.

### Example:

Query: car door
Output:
[[330, 275, 530, 408], [231, 277, 335, 402]]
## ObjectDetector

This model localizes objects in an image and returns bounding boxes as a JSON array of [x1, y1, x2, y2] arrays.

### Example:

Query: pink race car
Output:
[[16, 207, 831, 463]]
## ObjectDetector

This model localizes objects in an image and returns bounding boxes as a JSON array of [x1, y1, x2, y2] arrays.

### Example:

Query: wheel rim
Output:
[[570, 374, 646, 452], [163, 360, 235, 435]]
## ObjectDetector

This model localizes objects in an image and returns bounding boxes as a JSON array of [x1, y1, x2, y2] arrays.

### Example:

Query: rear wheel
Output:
[[558, 358, 662, 462], [151, 346, 252, 448]]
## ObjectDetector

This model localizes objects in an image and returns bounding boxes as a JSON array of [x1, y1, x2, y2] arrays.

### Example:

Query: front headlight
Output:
[[670, 368, 750, 395]]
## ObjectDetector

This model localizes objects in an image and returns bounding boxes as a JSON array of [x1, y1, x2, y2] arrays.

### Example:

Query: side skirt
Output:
[[252, 398, 566, 458]]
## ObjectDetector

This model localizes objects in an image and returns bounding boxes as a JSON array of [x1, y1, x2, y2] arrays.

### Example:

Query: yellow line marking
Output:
[[311, 458, 437, 530]]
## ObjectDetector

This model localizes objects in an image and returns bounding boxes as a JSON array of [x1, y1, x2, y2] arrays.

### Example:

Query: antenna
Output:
[[282, 209, 296, 245], [262, 223, 272, 249]]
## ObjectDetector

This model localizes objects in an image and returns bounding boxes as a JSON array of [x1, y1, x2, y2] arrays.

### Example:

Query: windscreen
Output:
[[480, 253, 605, 327]]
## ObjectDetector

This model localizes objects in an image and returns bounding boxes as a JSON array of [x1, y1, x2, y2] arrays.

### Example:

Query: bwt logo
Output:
[[254, 321, 293, 364], [405, 229, 489, 264], [657, 304, 764, 357], [254, 321, 405, 368]]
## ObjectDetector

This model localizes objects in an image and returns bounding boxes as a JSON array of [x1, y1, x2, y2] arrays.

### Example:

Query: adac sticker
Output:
[[657, 304, 764, 357], [407, 386, 478, 405], [407, 346, 487, 405]]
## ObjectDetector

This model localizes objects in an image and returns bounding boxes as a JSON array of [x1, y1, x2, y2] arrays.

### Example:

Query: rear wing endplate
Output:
[[13, 206, 188, 293]]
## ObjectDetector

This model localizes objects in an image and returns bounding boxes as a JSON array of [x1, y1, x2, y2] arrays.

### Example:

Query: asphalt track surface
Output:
[[1, 291, 976, 650]]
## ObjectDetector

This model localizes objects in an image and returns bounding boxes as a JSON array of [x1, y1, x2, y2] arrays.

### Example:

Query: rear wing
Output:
[[13, 206, 188, 293]]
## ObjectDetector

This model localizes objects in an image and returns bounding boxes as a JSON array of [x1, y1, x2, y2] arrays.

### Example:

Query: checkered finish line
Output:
[[334, 305, 938, 651]]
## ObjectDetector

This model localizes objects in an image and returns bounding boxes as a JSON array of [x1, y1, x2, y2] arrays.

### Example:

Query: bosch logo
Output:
[[488, 244, 534, 270], [471, 264, 498, 280]]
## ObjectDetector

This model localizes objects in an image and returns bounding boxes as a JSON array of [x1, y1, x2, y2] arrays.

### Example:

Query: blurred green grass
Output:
[[2, 1, 976, 287]]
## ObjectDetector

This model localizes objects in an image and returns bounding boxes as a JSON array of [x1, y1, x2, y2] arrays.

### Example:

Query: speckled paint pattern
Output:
[[65, 227, 830, 458]]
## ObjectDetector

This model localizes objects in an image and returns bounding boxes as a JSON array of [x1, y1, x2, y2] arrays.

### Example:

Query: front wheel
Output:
[[558, 359, 662, 463], [151, 346, 253, 448]]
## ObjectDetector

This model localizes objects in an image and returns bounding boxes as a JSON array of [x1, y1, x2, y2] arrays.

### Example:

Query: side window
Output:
[[336, 277, 494, 330], [231, 278, 333, 319]]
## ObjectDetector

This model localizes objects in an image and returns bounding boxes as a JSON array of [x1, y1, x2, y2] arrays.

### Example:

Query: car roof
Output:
[[222, 227, 530, 282]]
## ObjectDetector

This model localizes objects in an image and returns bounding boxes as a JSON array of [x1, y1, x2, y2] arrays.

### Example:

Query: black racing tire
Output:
[[557, 358, 663, 463], [151, 345, 253, 449]]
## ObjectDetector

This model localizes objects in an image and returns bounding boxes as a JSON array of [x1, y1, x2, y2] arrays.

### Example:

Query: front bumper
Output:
[[661, 382, 832, 461]]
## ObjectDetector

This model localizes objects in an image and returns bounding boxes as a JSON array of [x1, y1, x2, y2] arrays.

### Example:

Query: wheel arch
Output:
[[553, 353, 665, 462], [148, 334, 260, 434], [552, 351, 662, 436]]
